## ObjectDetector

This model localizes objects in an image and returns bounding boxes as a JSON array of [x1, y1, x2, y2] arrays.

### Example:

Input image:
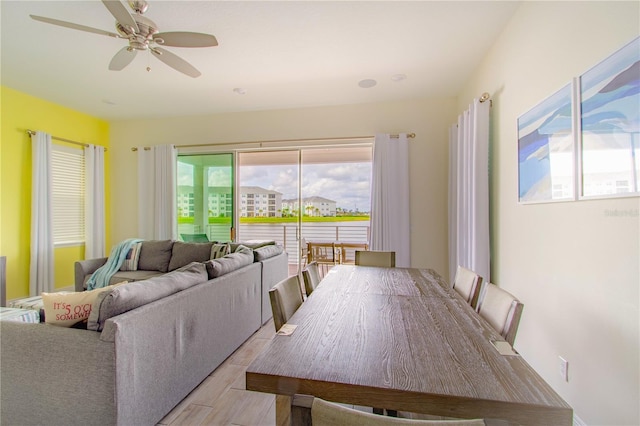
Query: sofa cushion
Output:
[[87, 262, 207, 331], [82, 270, 163, 289], [253, 244, 284, 262], [137, 240, 174, 272], [168, 241, 214, 271], [42, 282, 128, 327], [109, 270, 165, 284], [120, 242, 142, 271], [205, 248, 254, 279]]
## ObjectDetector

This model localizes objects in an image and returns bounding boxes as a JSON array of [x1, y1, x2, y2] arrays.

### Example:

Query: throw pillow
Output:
[[230, 240, 275, 251], [168, 241, 214, 271], [234, 244, 252, 253], [120, 242, 142, 271], [137, 240, 174, 273], [205, 249, 254, 279], [42, 281, 128, 328], [210, 242, 231, 259]]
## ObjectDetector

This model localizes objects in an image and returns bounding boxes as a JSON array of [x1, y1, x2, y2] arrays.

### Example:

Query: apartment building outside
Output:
[[177, 185, 284, 218], [281, 196, 337, 217]]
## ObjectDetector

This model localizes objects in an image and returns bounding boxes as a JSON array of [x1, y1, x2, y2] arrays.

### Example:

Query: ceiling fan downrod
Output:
[[128, 1, 149, 14]]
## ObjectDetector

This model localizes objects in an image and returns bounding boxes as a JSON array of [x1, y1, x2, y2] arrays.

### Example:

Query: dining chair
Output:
[[452, 265, 483, 310], [476, 283, 524, 346], [300, 237, 309, 267], [269, 274, 304, 332], [308, 241, 339, 278], [302, 261, 321, 297], [354, 250, 396, 267], [293, 395, 486, 426], [338, 242, 369, 264]]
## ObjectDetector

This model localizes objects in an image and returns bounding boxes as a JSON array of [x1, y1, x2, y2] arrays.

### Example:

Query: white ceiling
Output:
[[1, 1, 520, 121]]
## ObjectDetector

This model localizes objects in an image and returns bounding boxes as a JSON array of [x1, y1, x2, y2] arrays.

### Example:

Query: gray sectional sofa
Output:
[[0, 239, 288, 426]]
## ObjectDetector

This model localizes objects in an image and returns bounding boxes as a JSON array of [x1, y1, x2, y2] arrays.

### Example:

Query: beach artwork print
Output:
[[518, 83, 575, 203], [580, 36, 639, 198]]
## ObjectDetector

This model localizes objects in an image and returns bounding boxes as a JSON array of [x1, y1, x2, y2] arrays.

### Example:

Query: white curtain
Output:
[[370, 133, 411, 267], [30, 131, 54, 295], [448, 98, 490, 282], [84, 145, 106, 258], [137, 145, 177, 240]]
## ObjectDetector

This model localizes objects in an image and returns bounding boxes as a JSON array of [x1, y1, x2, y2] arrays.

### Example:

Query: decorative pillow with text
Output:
[[41, 281, 128, 327]]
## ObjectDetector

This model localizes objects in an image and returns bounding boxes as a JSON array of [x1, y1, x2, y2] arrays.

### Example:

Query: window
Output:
[[51, 145, 85, 245]]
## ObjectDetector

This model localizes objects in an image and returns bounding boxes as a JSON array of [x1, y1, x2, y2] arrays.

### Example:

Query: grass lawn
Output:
[[178, 216, 370, 224]]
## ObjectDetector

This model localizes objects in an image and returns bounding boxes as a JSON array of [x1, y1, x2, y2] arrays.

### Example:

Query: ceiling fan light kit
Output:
[[30, 0, 217, 78]]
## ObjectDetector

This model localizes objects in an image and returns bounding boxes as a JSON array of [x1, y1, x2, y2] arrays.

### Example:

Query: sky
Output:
[[241, 163, 372, 212], [178, 161, 372, 212]]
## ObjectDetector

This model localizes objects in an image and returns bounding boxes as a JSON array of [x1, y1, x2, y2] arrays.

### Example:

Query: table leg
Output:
[[290, 394, 313, 426], [276, 394, 292, 426]]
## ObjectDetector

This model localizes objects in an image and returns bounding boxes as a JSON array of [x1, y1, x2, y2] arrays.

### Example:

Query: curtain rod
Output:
[[131, 132, 415, 151], [479, 92, 492, 106], [26, 129, 107, 151]]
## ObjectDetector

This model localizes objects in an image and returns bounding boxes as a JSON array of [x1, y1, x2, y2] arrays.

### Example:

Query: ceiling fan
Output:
[[30, 0, 218, 78]]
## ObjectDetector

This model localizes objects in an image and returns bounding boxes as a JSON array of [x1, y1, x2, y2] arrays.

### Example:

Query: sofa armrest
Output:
[[0, 322, 116, 425], [75, 257, 108, 292]]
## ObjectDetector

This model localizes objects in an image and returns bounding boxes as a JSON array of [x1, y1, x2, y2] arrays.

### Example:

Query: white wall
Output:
[[457, 2, 639, 425], [109, 98, 457, 277]]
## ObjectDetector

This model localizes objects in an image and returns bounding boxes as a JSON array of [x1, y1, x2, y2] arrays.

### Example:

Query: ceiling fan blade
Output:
[[30, 15, 120, 38], [154, 32, 218, 48], [109, 47, 137, 71], [102, 0, 139, 33], [152, 47, 201, 78]]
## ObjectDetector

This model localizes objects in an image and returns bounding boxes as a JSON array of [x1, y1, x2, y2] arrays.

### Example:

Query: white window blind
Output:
[[51, 145, 85, 245]]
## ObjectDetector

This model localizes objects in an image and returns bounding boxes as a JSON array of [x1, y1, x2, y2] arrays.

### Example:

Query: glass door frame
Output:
[[176, 151, 235, 243]]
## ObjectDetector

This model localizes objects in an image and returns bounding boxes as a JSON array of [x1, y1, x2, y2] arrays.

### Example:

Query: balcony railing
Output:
[[177, 222, 370, 264]]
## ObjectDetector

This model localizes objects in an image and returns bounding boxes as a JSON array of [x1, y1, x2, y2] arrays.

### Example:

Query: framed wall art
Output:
[[579, 36, 639, 199], [518, 82, 576, 203]]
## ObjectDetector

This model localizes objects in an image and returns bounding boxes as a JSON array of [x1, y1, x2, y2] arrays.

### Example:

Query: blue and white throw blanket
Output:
[[86, 238, 143, 290]]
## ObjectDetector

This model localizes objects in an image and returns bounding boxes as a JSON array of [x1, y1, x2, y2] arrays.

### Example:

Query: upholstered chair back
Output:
[[354, 251, 396, 267], [269, 274, 304, 332], [477, 283, 524, 346]]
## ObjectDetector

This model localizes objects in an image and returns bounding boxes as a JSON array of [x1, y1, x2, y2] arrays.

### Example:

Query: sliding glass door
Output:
[[176, 153, 234, 242], [237, 146, 372, 273], [176, 145, 372, 274]]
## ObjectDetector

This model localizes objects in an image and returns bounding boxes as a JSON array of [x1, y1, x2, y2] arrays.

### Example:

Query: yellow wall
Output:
[[0, 86, 110, 299]]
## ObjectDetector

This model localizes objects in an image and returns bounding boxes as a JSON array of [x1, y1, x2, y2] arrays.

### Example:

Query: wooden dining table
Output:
[[246, 265, 572, 425]]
